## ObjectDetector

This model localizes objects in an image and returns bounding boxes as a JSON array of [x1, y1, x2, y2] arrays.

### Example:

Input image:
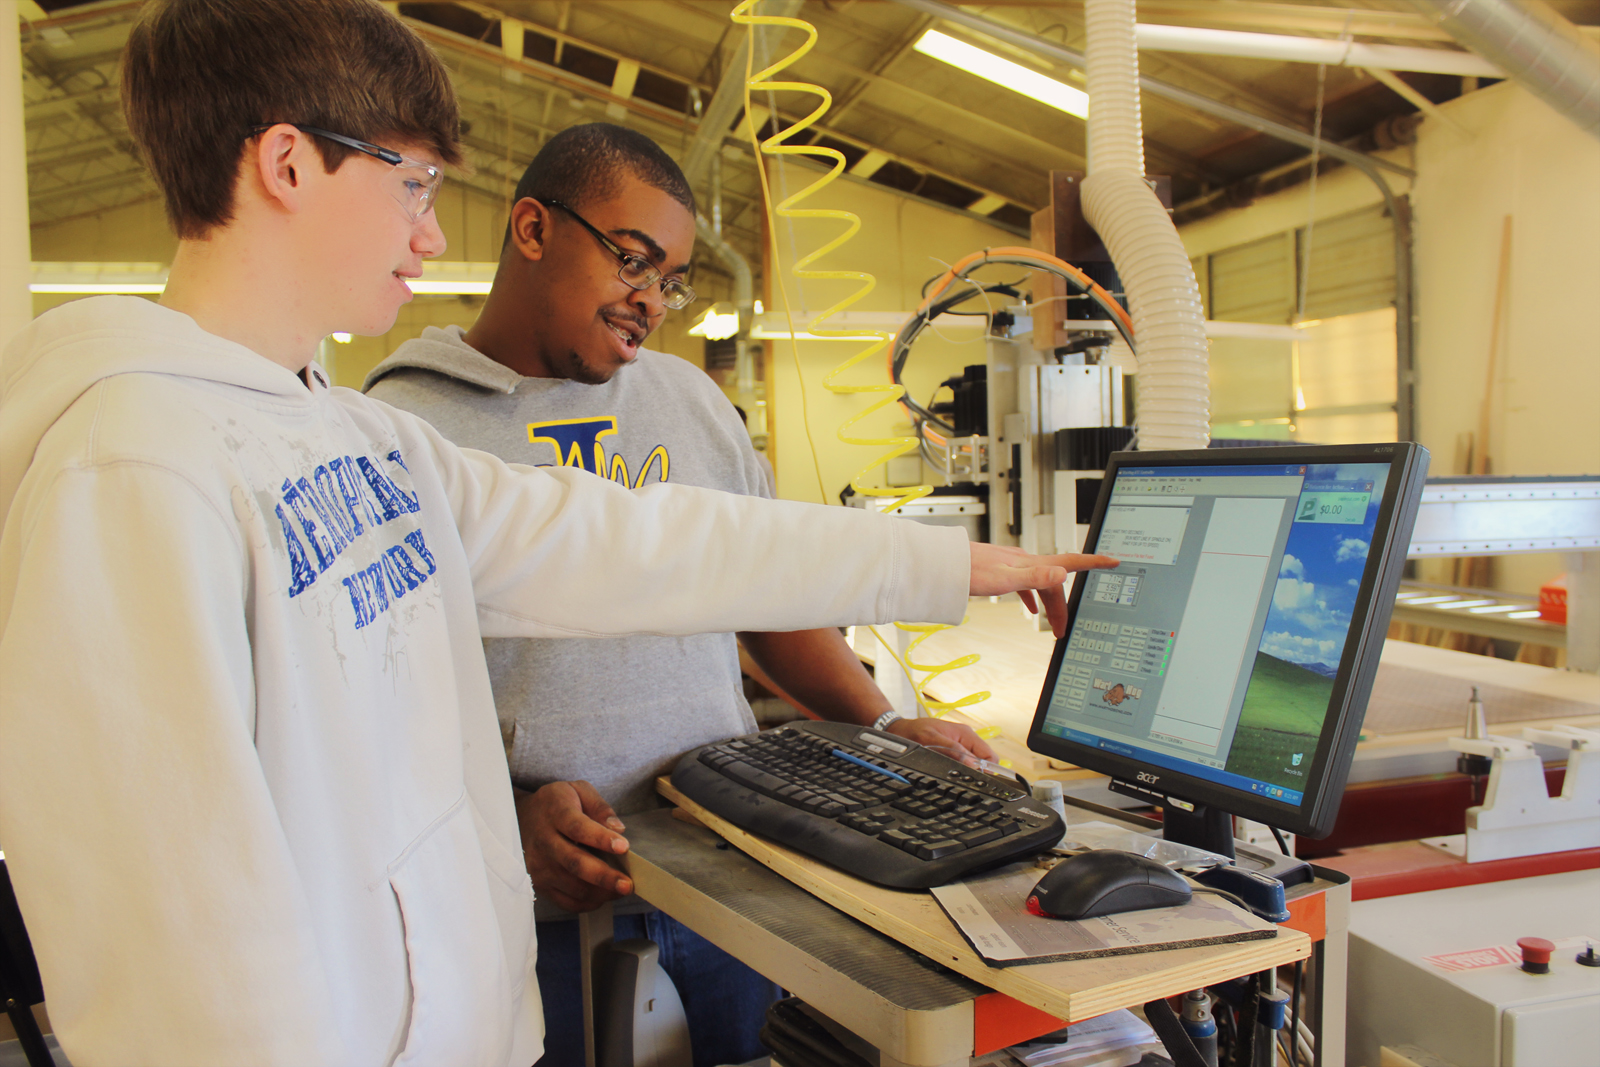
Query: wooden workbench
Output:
[[626, 780, 1311, 1061]]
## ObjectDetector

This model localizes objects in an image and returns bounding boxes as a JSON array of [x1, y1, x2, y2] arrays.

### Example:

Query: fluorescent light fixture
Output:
[[688, 306, 740, 341], [1468, 604, 1523, 614], [332, 332, 353, 343], [30, 282, 167, 294], [914, 29, 1089, 119], [750, 325, 841, 341], [29, 261, 504, 297], [405, 280, 494, 295], [1436, 599, 1495, 610], [1507, 610, 1544, 620]]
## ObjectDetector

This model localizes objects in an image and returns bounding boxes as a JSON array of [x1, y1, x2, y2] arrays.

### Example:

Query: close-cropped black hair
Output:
[[510, 123, 696, 230]]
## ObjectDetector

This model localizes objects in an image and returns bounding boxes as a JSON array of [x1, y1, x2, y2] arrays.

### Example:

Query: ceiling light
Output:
[[689, 306, 740, 341], [30, 282, 166, 294], [1507, 610, 1544, 620], [404, 280, 494, 295], [913, 30, 1089, 119], [332, 332, 353, 343]]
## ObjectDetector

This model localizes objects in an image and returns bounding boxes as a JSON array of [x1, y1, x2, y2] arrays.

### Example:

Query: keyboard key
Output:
[[911, 840, 966, 860], [879, 830, 917, 850], [720, 760, 792, 797], [957, 827, 1001, 846]]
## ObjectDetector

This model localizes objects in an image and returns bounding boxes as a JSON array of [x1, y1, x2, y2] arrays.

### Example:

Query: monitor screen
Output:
[[1028, 442, 1428, 840]]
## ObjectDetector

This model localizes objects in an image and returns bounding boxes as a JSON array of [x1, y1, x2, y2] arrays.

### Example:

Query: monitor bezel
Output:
[[1025, 441, 1429, 839]]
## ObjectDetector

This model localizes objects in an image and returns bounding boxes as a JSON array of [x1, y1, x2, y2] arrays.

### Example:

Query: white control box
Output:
[[1347, 869, 1600, 1067]]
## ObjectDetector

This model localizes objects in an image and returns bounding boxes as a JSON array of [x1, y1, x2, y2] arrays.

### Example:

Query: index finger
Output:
[[1045, 553, 1120, 572]]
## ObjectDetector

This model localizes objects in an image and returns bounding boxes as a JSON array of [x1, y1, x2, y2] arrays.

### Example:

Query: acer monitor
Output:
[[1027, 442, 1429, 859]]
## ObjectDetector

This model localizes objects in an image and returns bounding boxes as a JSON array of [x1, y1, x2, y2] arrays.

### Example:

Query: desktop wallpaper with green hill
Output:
[[1223, 464, 1389, 792]]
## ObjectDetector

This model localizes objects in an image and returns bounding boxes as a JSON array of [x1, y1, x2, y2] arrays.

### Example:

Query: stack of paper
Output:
[[1010, 1009, 1163, 1067]]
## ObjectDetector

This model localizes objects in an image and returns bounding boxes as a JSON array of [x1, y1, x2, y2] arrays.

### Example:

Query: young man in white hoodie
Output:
[[0, 2, 1115, 1065]]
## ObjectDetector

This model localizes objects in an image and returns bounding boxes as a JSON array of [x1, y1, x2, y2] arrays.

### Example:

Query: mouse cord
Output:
[[1269, 825, 1291, 856]]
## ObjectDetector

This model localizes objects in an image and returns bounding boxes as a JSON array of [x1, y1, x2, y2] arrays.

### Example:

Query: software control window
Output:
[[1044, 462, 1389, 807]]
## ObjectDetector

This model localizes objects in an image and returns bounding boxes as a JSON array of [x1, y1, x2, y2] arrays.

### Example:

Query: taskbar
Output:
[[1042, 722, 1305, 806]]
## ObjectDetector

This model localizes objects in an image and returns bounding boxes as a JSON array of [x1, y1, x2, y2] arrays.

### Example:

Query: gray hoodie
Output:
[[365, 327, 772, 828]]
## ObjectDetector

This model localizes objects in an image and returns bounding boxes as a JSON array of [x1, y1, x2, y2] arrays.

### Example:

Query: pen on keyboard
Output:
[[830, 748, 910, 784]]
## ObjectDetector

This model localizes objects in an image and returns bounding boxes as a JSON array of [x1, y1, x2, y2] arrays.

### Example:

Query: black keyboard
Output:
[[670, 721, 1065, 889]]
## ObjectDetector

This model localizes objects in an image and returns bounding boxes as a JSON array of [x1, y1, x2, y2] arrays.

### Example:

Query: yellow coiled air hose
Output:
[[729, 0, 989, 723]]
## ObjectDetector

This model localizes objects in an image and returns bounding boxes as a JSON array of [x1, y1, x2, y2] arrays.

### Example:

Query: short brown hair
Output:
[[122, 0, 463, 239]]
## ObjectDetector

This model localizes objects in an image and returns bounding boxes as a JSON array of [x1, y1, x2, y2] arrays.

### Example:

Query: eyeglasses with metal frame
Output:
[[537, 198, 697, 311], [247, 123, 443, 222]]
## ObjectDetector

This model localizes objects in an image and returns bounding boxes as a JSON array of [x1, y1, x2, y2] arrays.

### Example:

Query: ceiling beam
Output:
[[28, 133, 136, 174], [25, 84, 119, 123], [1133, 2, 1455, 43], [896, 0, 1415, 179], [825, 12, 934, 127], [801, 47, 1228, 187], [30, 190, 162, 232], [30, 168, 154, 210], [425, 20, 1033, 216]]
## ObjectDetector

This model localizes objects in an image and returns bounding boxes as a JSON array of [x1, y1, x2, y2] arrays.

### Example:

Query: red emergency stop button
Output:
[[1518, 937, 1555, 974]]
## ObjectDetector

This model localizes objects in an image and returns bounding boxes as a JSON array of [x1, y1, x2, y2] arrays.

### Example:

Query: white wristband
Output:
[[871, 710, 903, 733]]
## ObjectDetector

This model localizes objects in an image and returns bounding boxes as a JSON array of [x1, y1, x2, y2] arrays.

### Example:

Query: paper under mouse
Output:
[[1026, 849, 1193, 920]]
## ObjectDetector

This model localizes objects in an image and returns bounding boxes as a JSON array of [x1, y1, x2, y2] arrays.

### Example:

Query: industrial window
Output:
[[1198, 205, 1397, 444]]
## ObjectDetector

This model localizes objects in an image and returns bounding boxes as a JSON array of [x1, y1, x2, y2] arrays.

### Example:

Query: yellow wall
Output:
[[763, 165, 1016, 504], [1410, 80, 1600, 594], [1411, 82, 1600, 475]]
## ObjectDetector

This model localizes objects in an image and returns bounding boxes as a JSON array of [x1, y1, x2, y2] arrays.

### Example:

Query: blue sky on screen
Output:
[[1258, 463, 1390, 669]]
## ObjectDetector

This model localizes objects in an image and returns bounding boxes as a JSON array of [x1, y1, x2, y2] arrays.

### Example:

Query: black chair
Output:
[[0, 859, 55, 1067]]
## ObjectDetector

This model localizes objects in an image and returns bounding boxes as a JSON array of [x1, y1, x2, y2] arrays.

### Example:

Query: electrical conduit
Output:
[[1080, 0, 1211, 451]]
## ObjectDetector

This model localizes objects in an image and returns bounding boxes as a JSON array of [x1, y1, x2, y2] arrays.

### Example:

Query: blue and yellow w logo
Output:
[[529, 417, 669, 488]]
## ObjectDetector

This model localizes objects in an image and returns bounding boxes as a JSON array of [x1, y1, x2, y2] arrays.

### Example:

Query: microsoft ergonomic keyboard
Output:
[[670, 721, 1065, 889]]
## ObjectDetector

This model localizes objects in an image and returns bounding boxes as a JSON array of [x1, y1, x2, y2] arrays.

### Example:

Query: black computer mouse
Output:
[[1025, 849, 1194, 920]]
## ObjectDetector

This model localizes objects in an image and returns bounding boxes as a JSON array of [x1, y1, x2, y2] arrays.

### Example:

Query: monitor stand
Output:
[[1105, 779, 1315, 886], [1161, 801, 1236, 858], [1158, 797, 1314, 888]]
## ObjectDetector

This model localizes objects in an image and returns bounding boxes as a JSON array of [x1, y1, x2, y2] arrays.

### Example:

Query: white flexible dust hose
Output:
[[1080, 0, 1211, 451]]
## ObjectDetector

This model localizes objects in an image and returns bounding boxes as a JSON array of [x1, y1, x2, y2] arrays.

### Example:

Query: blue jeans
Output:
[[533, 912, 780, 1067]]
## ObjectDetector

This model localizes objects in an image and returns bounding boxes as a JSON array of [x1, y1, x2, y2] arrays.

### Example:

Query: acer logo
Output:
[[1136, 771, 1159, 784]]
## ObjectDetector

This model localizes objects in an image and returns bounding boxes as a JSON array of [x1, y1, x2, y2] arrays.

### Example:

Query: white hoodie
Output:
[[0, 296, 969, 1067]]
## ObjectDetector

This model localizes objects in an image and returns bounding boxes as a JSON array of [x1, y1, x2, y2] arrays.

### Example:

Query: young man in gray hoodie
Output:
[[365, 124, 1002, 1064]]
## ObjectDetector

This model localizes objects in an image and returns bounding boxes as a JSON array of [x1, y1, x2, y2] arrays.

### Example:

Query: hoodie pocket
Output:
[[469, 791, 538, 998], [390, 792, 532, 1067]]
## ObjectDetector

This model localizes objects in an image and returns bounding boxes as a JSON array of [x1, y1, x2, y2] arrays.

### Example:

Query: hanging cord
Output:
[[1296, 18, 1343, 324], [1296, 61, 1328, 323]]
